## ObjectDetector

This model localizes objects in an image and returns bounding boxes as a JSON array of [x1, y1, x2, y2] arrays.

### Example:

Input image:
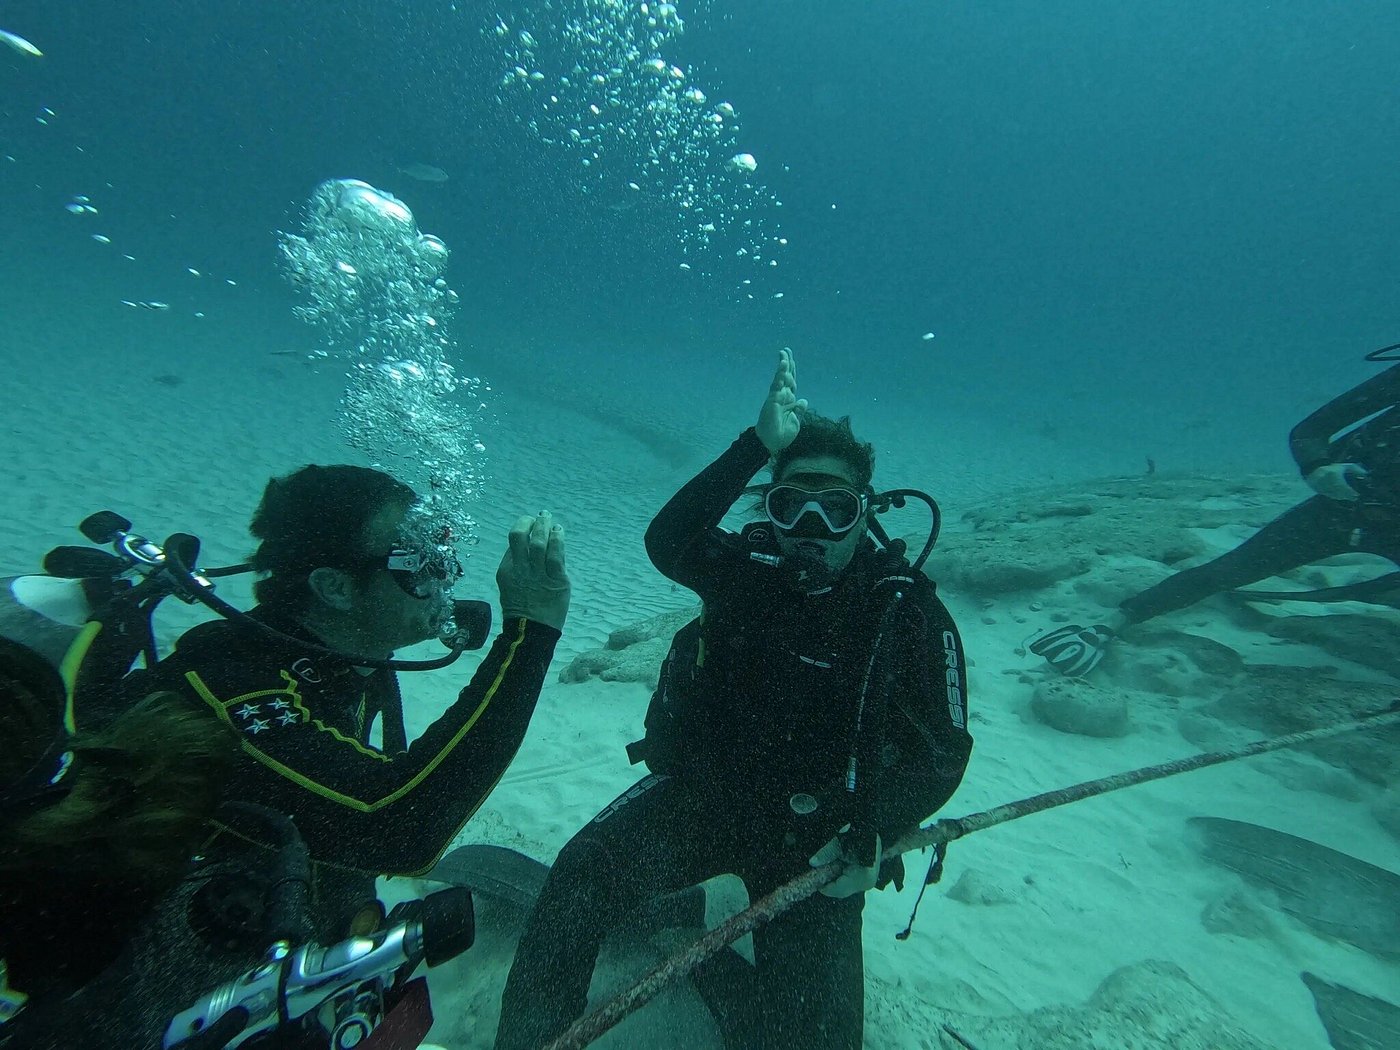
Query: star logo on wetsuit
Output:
[[276, 710, 299, 727], [235, 703, 261, 720], [268, 699, 292, 712], [246, 717, 271, 734]]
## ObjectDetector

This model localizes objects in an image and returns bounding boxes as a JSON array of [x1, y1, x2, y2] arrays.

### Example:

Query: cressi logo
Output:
[[942, 630, 966, 729]]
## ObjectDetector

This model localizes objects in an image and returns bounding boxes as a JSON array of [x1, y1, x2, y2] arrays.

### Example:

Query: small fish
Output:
[[91, 234, 111, 244], [121, 299, 170, 310], [399, 163, 449, 183], [0, 29, 42, 57]]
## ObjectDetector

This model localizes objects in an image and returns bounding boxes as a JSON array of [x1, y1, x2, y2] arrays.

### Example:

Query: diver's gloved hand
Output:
[[756, 347, 808, 454], [496, 511, 570, 632], [1305, 462, 1368, 502], [809, 823, 881, 898]]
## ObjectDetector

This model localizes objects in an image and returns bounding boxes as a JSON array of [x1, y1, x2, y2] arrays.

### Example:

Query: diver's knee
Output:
[[537, 836, 614, 902]]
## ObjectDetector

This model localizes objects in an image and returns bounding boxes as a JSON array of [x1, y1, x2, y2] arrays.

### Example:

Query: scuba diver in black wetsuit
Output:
[[494, 350, 974, 1050], [0, 637, 236, 1046], [3, 464, 570, 1048], [123, 466, 569, 896], [1032, 353, 1400, 676]]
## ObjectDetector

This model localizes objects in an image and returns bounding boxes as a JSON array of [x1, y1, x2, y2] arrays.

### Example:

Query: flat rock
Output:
[[1200, 889, 1284, 943], [925, 474, 1300, 603], [911, 959, 1274, 1050], [1258, 613, 1400, 679], [946, 868, 1023, 907], [1030, 676, 1131, 737], [1190, 665, 1398, 785], [560, 605, 699, 686], [1190, 816, 1400, 961], [604, 605, 700, 651], [1303, 971, 1400, 1050]]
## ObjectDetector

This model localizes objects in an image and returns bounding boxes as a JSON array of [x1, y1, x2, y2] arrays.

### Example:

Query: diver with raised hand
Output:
[[20, 464, 572, 1047], [124, 465, 570, 909], [494, 349, 973, 1050], [1031, 352, 1400, 676]]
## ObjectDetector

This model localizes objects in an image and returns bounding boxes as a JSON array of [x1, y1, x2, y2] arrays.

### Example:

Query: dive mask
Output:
[[382, 519, 464, 600], [764, 485, 869, 539], [384, 543, 463, 600]]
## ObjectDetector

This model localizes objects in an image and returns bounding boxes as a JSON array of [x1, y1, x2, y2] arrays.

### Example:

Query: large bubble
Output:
[[278, 178, 486, 544]]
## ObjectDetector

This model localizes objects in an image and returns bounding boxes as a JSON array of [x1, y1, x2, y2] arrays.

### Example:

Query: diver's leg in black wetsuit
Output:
[[1353, 508, 1400, 564], [493, 774, 734, 1050], [750, 885, 866, 1050], [1118, 496, 1363, 627]]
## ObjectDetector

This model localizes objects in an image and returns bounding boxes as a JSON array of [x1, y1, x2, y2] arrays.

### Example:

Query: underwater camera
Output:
[[163, 887, 475, 1050]]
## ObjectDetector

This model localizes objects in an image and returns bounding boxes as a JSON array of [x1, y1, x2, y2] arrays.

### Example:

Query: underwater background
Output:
[[6, 1, 1400, 487], [3, 2, 1400, 1049]]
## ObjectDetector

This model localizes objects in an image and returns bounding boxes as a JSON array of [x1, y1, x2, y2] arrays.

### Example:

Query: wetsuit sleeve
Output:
[[871, 584, 973, 843], [644, 427, 771, 595], [179, 619, 559, 874], [1289, 363, 1400, 475]]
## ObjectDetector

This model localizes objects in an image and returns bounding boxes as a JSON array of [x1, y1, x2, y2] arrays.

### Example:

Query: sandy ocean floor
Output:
[[1, 329, 1398, 1050]]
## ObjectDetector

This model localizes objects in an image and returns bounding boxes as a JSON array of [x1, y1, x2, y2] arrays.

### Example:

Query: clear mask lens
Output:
[[387, 512, 464, 600], [764, 485, 866, 535]]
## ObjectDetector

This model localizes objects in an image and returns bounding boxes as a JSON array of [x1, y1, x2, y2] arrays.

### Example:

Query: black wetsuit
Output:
[[133, 609, 559, 892], [10, 611, 559, 1050], [0, 874, 153, 1047], [495, 429, 973, 1050], [1119, 363, 1400, 625]]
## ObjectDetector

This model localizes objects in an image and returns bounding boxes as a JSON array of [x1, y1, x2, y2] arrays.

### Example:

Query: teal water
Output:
[[3, 3, 1399, 1048]]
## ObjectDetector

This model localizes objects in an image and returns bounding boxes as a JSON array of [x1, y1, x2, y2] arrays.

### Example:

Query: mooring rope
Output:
[[541, 705, 1400, 1050]]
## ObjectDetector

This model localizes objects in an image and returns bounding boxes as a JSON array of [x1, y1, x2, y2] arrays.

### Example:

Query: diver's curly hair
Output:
[[249, 464, 417, 611], [770, 413, 876, 491], [0, 686, 235, 898]]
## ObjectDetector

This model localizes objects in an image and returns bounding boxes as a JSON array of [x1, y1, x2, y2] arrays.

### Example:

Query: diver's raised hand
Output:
[[496, 511, 570, 632], [756, 347, 808, 455]]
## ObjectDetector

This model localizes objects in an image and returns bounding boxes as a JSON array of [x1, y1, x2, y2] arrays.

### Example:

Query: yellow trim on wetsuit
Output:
[[189, 670, 390, 763], [184, 618, 534, 814], [57, 620, 104, 734]]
